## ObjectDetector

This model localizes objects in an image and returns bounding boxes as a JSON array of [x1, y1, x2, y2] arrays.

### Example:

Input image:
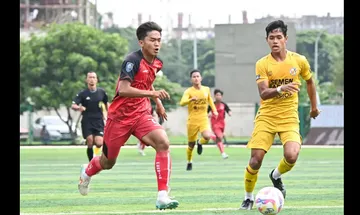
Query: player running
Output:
[[77, 21, 179, 210], [207, 89, 231, 159], [179, 69, 218, 171], [239, 20, 321, 210]]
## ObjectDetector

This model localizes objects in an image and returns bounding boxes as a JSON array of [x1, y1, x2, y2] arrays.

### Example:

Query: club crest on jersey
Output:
[[125, 62, 134, 72], [289, 67, 297, 76]]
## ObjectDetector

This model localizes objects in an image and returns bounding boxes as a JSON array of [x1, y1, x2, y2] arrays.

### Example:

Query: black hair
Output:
[[136, 21, 162, 40], [214, 89, 223, 95], [265, 20, 288, 38], [190, 69, 201, 77]]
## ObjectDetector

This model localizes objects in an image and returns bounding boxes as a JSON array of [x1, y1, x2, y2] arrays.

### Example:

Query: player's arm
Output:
[[256, 61, 299, 100], [224, 103, 232, 116], [151, 85, 163, 106], [179, 89, 191, 106], [300, 56, 320, 118], [207, 88, 218, 115], [71, 91, 86, 112], [151, 85, 167, 120], [102, 90, 109, 120], [118, 61, 169, 99]]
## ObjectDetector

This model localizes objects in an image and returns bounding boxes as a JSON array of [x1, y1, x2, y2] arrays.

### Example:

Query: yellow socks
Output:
[[94, 146, 101, 156], [272, 157, 295, 179], [244, 164, 259, 193], [199, 137, 209, 144], [186, 146, 194, 163]]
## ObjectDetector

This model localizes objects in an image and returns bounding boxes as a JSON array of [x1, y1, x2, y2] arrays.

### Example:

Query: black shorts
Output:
[[81, 118, 104, 139]]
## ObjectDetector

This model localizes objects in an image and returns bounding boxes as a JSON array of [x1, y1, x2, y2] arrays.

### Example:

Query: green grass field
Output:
[[20, 135, 251, 145], [20, 145, 343, 215]]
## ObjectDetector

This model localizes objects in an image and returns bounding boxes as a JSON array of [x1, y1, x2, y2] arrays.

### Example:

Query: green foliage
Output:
[[152, 75, 183, 112], [20, 22, 129, 141]]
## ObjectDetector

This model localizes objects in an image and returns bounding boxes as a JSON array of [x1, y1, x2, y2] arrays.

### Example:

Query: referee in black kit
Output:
[[72, 71, 108, 161]]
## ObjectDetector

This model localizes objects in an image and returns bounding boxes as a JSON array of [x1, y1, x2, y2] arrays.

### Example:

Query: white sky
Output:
[[95, 0, 344, 28]]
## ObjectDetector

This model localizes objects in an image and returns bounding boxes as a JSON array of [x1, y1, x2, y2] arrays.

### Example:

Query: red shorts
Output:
[[104, 114, 163, 159], [212, 125, 225, 138]]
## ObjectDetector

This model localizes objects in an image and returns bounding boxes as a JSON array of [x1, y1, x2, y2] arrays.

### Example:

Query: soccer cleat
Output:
[[78, 164, 91, 196], [137, 143, 146, 156], [186, 163, 192, 171], [222, 153, 229, 159], [196, 139, 203, 155], [269, 169, 286, 199], [239, 199, 254, 210], [156, 197, 179, 210]]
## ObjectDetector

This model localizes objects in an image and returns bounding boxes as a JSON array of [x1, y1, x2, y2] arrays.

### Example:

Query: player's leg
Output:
[[134, 115, 179, 210], [136, 138, 146, 156], [269, 129, 302, 199], [186, 124, 199, 170], [93, 119, 105, 157], [213, 126, 228, 159], [78, 119, 131, 196], [82, 121, 95, 161], [197, 123, 216, 155], [240, 122, 275, 210]]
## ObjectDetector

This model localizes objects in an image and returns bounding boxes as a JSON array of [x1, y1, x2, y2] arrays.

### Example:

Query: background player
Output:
[[240, 20, 321, 210], [207, 89, 231, 159], [72, 71, 108, 161], [77, 21, 179, 210], [179, 69, 218, 171]]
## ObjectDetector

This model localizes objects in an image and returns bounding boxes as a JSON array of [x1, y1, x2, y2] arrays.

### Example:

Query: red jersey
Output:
[[107, 50, 163, 123], [208, 102, 231, 127]]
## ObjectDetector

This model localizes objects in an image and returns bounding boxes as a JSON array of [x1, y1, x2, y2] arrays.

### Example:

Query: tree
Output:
[[152, 74, 183, 112], [103, 26, 139, 53], [20, 22, 129, 143]]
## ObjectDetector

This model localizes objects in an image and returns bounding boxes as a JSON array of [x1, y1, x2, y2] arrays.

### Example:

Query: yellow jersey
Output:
[[255, 51, 312, 123], [180, 86, 217, 124]]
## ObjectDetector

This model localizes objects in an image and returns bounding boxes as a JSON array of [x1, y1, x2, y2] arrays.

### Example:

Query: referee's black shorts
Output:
[[81, 118, 104, 139]]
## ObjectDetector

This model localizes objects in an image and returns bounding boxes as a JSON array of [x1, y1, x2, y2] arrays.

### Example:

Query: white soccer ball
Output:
[[255, 186, 285, 215]]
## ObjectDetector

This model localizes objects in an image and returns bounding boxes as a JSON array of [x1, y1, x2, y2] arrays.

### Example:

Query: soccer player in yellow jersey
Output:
[[240, 20, 321, 210], [180, 69, 218, 171]]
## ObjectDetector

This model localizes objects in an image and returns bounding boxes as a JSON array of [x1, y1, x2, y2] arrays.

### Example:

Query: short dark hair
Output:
[[136, 21, 162, 40], [190, 69, 201, 77], [214, 89, 223, 95], [265, 20, 288, 38]]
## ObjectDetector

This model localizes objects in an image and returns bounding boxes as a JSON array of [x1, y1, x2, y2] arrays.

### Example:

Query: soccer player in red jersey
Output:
[[208, 89, 231, 159], [77, 21, 179, 210]]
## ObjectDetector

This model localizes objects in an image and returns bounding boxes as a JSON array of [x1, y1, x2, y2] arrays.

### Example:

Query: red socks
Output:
[[155, 151, 171, 191], [217, 141, 225, 153], [85, 156, 103, 177]]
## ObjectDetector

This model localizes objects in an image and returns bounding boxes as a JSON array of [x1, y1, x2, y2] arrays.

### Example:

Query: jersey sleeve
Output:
[[207, 87, 217, 113], [207, 105, 212, 113], [255, 59, 268, 84], [299, 55, 313, 81], [72, 90, 83, 105], [179, 88, 191, 106], [102, 89, 109, 104], [224, 102, 231, 113], [119, 54, 140, 82]]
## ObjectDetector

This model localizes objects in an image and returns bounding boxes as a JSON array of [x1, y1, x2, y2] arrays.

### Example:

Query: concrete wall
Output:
[[20, 103, 256, 138], [214, 23, 296, 103]]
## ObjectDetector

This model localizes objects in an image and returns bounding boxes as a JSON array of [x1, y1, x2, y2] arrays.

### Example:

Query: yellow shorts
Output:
[[187, 122, 211, 142], [247, 118, 302, 152]]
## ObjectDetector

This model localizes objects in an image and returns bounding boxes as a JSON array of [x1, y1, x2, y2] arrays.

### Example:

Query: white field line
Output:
[[20, 205, 344, 215], [20, 145, 344, 149]]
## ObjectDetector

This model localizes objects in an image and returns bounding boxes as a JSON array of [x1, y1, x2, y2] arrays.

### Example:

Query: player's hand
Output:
[[79, 106, 86, 112], [208, 112, 212, 118], [190, 97, 197, 101], [309, 108, 321, 119], [213, 111, 218, 119], [153, 90, 170, 100], [280, 82, 301, 93], [156, 103, 167, 121]]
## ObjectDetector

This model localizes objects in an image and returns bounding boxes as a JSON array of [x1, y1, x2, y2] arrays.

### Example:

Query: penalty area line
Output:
[[20, 205, 344, 215]]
